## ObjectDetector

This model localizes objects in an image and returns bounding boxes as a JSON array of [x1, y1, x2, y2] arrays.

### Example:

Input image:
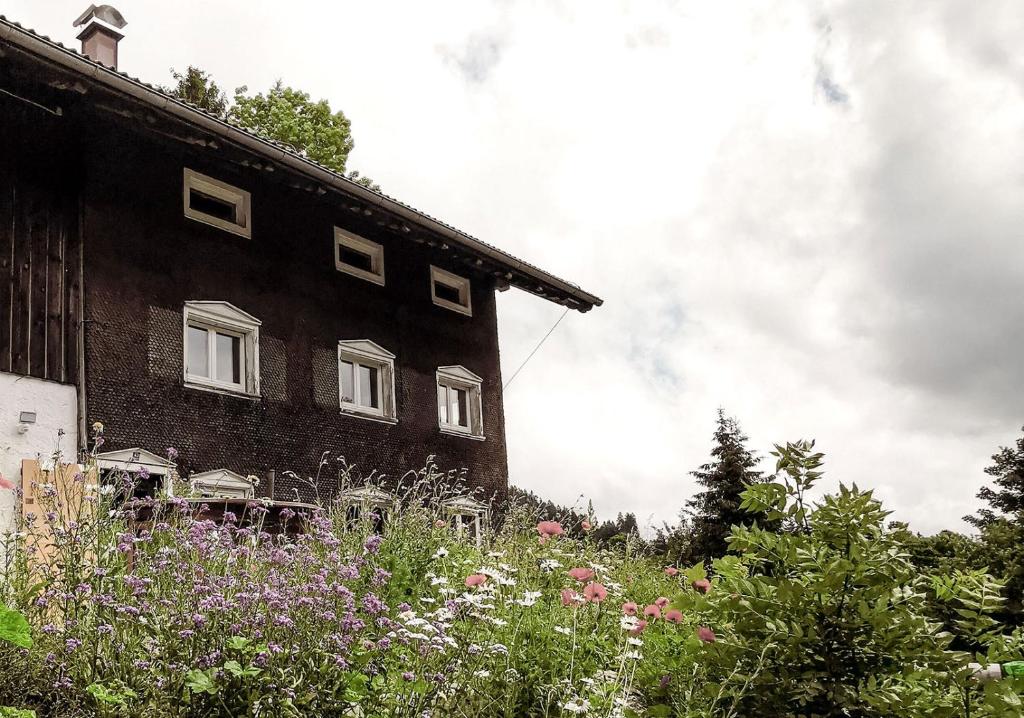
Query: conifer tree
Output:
[[684, 410, 768, 565], [965, 426, 1024, 528]]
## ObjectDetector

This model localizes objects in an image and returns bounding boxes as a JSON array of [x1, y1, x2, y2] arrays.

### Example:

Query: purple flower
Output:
[[64, 638, 82, 651], [363, 534, 383, 555], [402, 672, 415, 682], [361, 593, 386, 616], [166, 447, 179, 461]]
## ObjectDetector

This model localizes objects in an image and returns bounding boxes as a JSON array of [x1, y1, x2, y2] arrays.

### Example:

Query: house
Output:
[[0, 7, 601, 523]]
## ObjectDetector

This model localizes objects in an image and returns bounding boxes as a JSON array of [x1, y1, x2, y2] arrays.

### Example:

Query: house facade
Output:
[[0, 8, 601, 509]]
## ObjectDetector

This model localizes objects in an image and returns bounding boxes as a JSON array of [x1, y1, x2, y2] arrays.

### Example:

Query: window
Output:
[[338, 340, 397, 422], [183, 301, 260, 396], [335, 228, 385, 285], [183, 168, 251, 238], [444, 496, 489, 547], [430, 265, 472, 316], [340, 486, 396, 533], [96, 448, 177, 499], [436, 365, 484, 439]]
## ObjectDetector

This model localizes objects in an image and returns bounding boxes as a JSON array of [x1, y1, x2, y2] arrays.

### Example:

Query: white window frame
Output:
[[338, 340, 397, 423], [430, 265, 472, 316], [335, 227, 385, 286], [183, 168, 252, 239], [183, 301, 261, 397], [444, 496, 489, 547], [436, 365, 484, 439], [96, 448, 177, 497]]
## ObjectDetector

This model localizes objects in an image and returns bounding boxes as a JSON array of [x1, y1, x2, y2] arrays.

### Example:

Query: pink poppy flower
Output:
[[664, 566, 679, 577], [654, 596, 670, 608], [621, 601, 638, 616], [581, 520, 592, 531], [664, 609, 683, 624], [0, 474, 14, 491], [567, 567, 595, 583], [643, 604, 662, 620], [629, 619, 647, 636], [697, 626, 716, 643], [692, 578, 711, 594], [583, 582, 607, 603], [434, 519, 447, 528], [561, 588, 581, 607], [536, 521, 564, 538], [465, 573, 487, 588]]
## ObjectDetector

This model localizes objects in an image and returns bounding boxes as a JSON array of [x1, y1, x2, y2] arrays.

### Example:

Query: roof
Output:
[[0, 16, 603, 312]]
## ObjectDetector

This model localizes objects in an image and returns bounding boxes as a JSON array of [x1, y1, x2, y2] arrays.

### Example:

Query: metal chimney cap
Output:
[[73, 4, 127, 30]]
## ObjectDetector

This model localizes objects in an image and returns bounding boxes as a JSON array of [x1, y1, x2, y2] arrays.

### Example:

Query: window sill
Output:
[[432, 297, 473, 317], [339, 409, 398, 425], [337, 264, 386, 286], [184, 381, 261, 401], [439, 427, 485, 441]]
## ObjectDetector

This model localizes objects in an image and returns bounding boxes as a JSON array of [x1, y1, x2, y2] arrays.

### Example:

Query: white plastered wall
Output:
[[0, 371, 79, 534]]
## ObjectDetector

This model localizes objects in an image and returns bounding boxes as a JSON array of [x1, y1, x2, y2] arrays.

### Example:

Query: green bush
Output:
[[0, 438, 1021, 716]]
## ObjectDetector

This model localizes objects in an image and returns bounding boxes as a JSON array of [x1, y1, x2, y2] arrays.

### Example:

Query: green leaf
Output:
[[86, 683, 133, 706], [226, 636, 250, 652], [0, 708, 36, 718], [0, 604, 31, 649], [185, 669, 218, 695]]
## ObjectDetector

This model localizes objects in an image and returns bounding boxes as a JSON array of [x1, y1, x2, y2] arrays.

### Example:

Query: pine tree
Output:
[[167, 66, 228, 117], [965, 426, 1024, 528], [684, 410, 768, 565]]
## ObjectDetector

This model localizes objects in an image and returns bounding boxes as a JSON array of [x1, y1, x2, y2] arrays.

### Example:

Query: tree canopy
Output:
[[967, 426, 1024, 528], [684, 410, 770, 564], [166, 69, 377, 190], [229, 81, 354, 174], [168, 66, 228, 117]]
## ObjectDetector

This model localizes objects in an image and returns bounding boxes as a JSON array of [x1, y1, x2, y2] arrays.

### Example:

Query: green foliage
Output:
[[683, 411, 773, 565], [166, 66, 228, 117], [0, 708, 36, 718], [670, 440, 1022, 717], [0, 603, 30, 649], [164, 68, 381, 191], [967, 426, 1024, 528], [230, 81, 356, 175], [3, 438, 1022, 717], [963, 426, 1024, 626]]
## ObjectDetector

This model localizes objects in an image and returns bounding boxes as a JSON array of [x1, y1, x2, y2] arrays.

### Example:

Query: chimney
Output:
[[73, 5, 127, 69]]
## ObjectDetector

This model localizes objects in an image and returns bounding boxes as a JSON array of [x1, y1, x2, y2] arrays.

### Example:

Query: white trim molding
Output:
[[190, 468, 257, 499], [338, 340, 397, 423], [430, 265, 472, 316], [96, 448, 177, 497], [444, 496, 489, 547], [183, 301, 261, 398], [334, 227, 385, 286], [436, 365, 484, 439], [183, 168, 252, 239]]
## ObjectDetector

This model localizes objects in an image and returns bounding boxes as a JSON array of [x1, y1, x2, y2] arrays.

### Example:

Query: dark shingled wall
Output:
[[80, 125, 509, 505]]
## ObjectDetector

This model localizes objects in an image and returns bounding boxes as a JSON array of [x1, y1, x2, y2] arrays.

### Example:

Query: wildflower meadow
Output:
[[1, 439, 1023, 717]]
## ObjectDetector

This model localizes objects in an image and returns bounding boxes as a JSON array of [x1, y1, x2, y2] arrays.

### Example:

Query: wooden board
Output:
[[0, 169, 79, 383]]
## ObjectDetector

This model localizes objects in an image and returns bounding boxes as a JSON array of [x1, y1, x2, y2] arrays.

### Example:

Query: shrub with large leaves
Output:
[[668, 440, 1021, 717]]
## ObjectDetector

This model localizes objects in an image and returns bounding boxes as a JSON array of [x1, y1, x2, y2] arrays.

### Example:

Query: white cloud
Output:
[[12, 0, 1023, 534]]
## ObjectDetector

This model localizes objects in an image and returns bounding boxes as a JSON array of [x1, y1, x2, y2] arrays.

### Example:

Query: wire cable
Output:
[[503, 307, 570, 390]]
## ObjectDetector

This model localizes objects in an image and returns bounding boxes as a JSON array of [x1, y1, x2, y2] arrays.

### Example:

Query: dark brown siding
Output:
[[0, 104, 81, 385], [81, 126, 509, 504]]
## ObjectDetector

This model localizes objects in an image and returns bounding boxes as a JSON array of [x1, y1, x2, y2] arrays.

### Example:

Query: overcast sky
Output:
[[10, 1, 1023, 534]]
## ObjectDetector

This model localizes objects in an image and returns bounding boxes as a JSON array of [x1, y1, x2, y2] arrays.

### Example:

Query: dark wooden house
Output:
[[0, 7, 601, 513]]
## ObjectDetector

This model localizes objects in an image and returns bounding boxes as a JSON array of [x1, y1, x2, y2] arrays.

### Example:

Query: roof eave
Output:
[[0, 18, 603, 312]]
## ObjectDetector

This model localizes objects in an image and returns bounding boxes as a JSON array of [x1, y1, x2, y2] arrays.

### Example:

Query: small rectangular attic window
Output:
[[183, 168, 251, 239]]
